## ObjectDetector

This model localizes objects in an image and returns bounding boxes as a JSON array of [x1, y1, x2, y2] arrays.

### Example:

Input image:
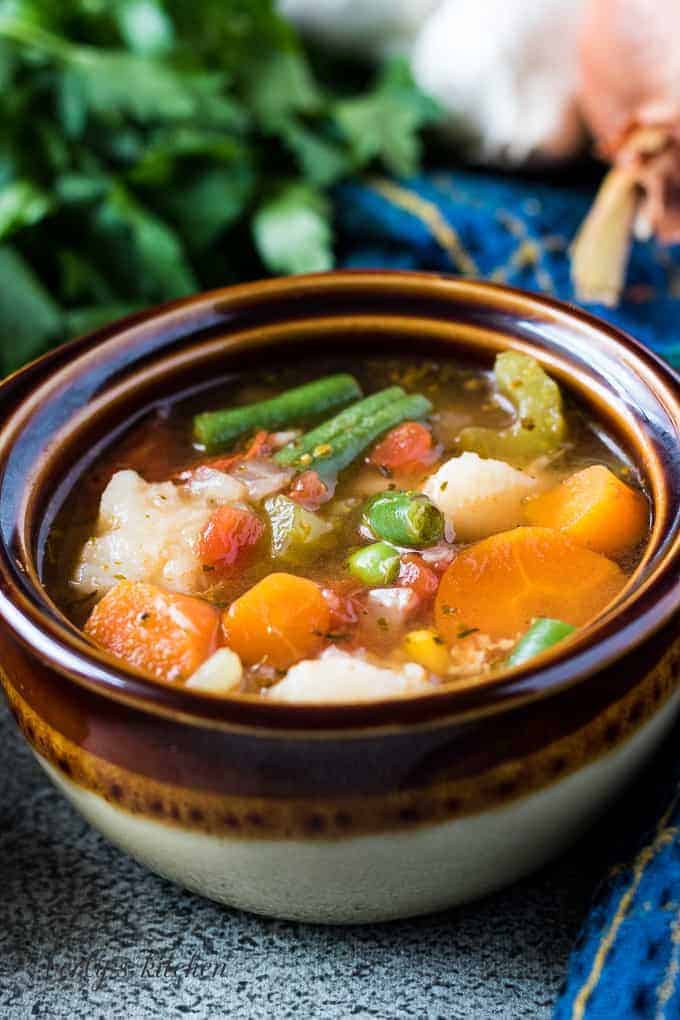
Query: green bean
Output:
[[193, 373, 361, 450], [347, 542, 400, 586], [275, 386, 405, 466], [364, 490, 444, 548], [291, 393, 433, 480], [506, 617, 576, 668]]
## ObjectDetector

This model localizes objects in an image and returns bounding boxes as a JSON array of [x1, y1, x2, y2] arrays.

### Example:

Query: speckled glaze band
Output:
[[0, 273, 677, 920], [3, 627, 680, 839]]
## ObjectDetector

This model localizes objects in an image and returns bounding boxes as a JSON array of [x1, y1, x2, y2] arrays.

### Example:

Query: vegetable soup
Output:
[[45, 352, 650, 702]]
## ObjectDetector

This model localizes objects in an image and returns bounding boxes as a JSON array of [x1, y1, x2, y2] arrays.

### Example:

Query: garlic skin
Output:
[[278, 0, 439, 59], [409, 0, 587, 164], [572, 0, 680, 304], [579, 0, 680, 159]]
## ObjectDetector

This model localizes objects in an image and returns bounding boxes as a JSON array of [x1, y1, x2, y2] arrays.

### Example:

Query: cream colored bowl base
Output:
[[38, 690, 679, 924]]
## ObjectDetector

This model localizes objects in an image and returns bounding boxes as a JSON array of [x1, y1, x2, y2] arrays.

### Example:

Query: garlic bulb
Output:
[[282, 0, 587, 165], [411, 0, 587, 164], [278, 0, 439, 59], [572, 0, 680, 304]]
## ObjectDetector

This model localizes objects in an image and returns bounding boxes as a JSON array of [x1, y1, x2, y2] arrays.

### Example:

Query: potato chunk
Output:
[[71, 469, 247, 597], [422, 452, 537, 541], [269, 648, 429, 703], [186, 648, 243, 694]]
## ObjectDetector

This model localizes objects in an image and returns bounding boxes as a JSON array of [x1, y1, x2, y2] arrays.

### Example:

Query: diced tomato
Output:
[[422, 545, 457, 574], [397, 553, 440, 601], [179, 430, 274, 480], [321, 583, 364, 631], [206, 429, 274, 472], [198, 506, 264, 573], [368, 421, 437, 474], [289, 470, 335, 511], [243, 429, 273, 460]]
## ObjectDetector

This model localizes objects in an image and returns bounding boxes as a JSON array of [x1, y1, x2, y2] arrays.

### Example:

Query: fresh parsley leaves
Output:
[[0, 1, 438, 372]]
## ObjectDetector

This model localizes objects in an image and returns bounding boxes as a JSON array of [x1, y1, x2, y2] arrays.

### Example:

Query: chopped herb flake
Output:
[[457, 627, 479, 639]]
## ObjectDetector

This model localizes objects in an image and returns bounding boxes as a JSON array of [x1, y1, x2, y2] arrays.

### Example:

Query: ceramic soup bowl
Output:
[[0, 272, 678, 923]]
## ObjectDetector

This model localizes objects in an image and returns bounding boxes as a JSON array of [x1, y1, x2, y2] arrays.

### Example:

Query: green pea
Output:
[[347, 542, 401, 586], [363, 490, 444, 549]]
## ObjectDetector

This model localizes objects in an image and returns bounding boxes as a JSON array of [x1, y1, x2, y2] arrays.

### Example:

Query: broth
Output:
[[45, 351, 650, 702]]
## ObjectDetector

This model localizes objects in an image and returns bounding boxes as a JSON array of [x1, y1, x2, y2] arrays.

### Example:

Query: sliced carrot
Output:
[[198, 505, 264, 573], [368, 421, 436, 473], [85, 581, 220, 683], [435, 526, 626, 642], [222, 572, 330, 669], [524, 465, 648, 558]]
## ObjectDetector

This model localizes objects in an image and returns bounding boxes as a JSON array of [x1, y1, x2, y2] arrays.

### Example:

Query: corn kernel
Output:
[[402, 629, 450, 675]]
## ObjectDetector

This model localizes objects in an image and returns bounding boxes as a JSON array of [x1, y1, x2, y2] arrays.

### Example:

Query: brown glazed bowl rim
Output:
[[0, 271, 677, 734]]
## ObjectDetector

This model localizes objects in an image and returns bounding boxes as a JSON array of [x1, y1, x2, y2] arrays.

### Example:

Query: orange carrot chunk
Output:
[[85, 580, 220, 683], [524, 465, 648, 558], [222, 572, 330, 670], [435, 526, 626, 643]]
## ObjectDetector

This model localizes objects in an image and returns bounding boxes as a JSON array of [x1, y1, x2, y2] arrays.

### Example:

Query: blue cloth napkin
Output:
[[335, 170, 680, 1019], [335, 171, 680, 367]]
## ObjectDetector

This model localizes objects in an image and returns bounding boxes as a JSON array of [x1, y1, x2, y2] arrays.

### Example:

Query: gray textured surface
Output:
[[0, 697, 607, 1020]]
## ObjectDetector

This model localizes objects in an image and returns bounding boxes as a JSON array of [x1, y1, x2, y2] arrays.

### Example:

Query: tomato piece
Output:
[[321, 583, 364, 631], [242, 429, 274, 460], [368, 421, 436, 473], [179, 430, 274, 479], [397, 553, 440, 601], [198, 506, 264, 572], [423, 546, 457, 574], [289, 470, 335, 511]]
